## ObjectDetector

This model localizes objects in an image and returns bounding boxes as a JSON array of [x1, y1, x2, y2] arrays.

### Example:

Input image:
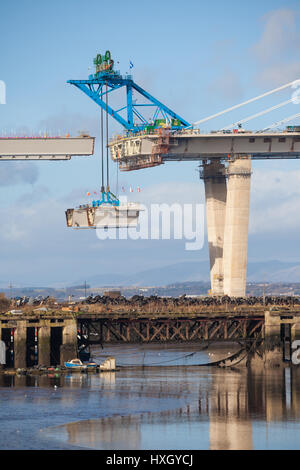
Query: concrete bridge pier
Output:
[[223, 157, 252, 297], [38, 326, 51, 366], [60, 319, 78, 366], [244, 311, 300, 369], [263, 311, 300, 366], [203, 161, 227, 295], [14, 321, 27, 369], [202, 156, 251, 297], [0, 317, 78, 369]]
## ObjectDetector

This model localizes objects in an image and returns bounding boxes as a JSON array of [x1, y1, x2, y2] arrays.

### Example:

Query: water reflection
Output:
[[2, 343, 300, 449], [65, 416, 141, 449], [43, 364, 300, 450]]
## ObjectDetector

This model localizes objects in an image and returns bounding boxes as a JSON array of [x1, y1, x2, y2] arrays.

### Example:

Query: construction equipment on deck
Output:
[[67, 51, 190, 171]]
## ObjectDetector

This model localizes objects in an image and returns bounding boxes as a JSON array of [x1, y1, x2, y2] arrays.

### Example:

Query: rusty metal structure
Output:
[[77, 315, 264, 345]]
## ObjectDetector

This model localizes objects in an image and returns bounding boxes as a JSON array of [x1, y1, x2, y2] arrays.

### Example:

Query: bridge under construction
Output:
[[67, 51, 300, 298], [0, 135, 94, 160], [109, 128, 300, 297], [1, 51, 300, 299]]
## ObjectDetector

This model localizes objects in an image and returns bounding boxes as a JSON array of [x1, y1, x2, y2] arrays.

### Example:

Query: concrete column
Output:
[[60, 319, 78, 365], [223, 157, 251, 297], [38, 326, 51, 366], [203, 160, 227, 295], [14, 321, 27, 369], [0, 339, 5, 366]]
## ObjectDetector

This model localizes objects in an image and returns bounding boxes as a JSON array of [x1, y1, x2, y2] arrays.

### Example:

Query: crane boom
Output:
[[68, 51, 190, 133]]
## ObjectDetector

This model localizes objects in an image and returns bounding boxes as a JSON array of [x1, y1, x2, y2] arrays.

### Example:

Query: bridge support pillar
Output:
[[223, 157, 251, 297], [203, 160, 227, 295], [14, 321, 27, 369], [60, 319, 78, 366], [202, 156, 251, 297], [38, 326, 51, 366]]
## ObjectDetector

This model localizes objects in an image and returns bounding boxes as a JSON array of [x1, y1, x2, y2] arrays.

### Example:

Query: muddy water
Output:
[[0, 343, 300, 450]]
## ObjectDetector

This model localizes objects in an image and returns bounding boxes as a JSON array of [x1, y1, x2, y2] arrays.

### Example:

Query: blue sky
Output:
[[1, 0, 300, 286]]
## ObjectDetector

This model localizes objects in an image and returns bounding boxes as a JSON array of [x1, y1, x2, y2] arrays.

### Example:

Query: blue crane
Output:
[[67, 51, 191, 206], [67, 50, 190, 133]]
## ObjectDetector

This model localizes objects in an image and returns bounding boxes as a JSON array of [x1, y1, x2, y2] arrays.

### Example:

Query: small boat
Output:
[[64, 358, 87, 371]]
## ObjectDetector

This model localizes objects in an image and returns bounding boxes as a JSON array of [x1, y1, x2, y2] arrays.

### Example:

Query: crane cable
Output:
[[262, 111, 300, 131], [106, 82, 109, 192], [221, 98, 295, 130], [192, 79, 300, 127], [117, 351, 197, 367], [100, 104, 104, 193], [116, 160, 119, 197]]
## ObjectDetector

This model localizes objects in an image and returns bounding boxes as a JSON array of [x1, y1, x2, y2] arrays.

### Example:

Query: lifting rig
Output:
[[66, 51, 170, 228]]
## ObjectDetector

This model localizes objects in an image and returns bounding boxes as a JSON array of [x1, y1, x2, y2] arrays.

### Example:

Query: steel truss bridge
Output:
[[77, 315, 264, 345]]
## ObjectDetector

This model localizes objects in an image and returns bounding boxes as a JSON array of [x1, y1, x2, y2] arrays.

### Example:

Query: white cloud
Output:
[[0, 161, 39, 186], [257, 63, 300, 89], [252, 9, 298, 63], [252, 9, 300, 87]]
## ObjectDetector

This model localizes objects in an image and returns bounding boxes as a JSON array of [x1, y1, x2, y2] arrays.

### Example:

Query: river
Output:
[[0, 342, 299, 450]]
